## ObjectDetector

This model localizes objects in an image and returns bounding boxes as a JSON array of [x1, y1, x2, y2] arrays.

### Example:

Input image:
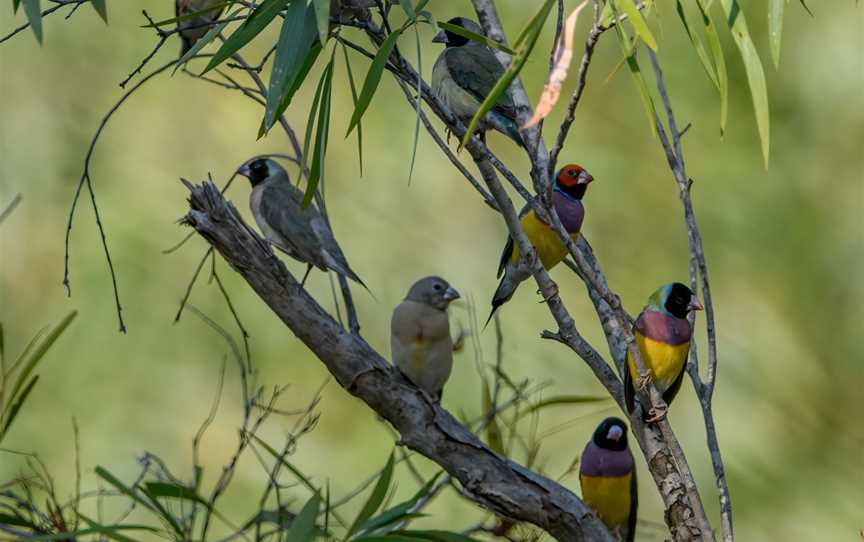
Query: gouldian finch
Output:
[[579, 417, 637, 542], [488, 164, 594, 323], [432, 17, 524, 147], [238, 158, 366, 288], [175, 0, 225, 55], [624, 282, 703, 418], [390, 276, 460, 401]]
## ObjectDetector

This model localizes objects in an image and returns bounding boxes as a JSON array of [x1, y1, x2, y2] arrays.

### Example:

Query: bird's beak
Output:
[[689, 295, 704, 311], [237, 164, 252, 178], [606, 425, 624, 442], [432, 30, 448, 44], [577, 170, 594, 185], [443, 286, 460, 303]]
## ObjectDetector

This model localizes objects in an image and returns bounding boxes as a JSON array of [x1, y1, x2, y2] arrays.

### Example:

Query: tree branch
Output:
[[180, 180, 615, 542]]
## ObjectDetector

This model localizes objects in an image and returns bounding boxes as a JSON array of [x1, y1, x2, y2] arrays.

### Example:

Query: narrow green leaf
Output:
[[482, 381, 504, 454], [173, 10, 237, 74], [13, 0, 21, 14], [312, 0, 330, 43], [261, 40, 323, 137], [616, 0, 658, 51], [341, 43, 364, 175], [22, 0, 42, 44], [768, 0, 784, 68], [94, 467, 184, 537], [90, 0, 107, 22], [24, 525, 157, 542], [77, 514, 142, 542], [252, 434, 321, 499], [285, 494, 320, 542], [0, 376, 38, 441], [346, 29, 403, 137], [0, 512, 35, 528], [797, 0, 813, 16], [144, 482, 207, 504], [517, 395, 609, 419], [393, 530, 481, 542], [203, 0, 291, 74], [399, 0, 416, 20], [414, 0, 431, 13], [347, 451, 395, 537], [300, 69, 326, 174], [407, 26, 422, 184], [460, 0, 554, 150], [676, 0, 719, 89], [435, 21, 515, 56], [610, 3, 658, 136], [357, 473, 441, 535], [720, 0, 770, 166], [696, 0, 728, 134], [264, 1, 318, 130], [9, 311, 76, 407], [302, 53, 335, 208]]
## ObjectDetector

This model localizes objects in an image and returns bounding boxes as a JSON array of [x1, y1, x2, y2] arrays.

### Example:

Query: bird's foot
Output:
[[636, 371, 653, 391], [536, 283, 559, 304], [646, 402, 668, 423]]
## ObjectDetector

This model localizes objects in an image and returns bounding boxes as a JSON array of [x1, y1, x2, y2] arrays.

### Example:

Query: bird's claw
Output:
[[636, 372, 653, 391], [536, 283, 559, 304], [646, 402, 668, 423]]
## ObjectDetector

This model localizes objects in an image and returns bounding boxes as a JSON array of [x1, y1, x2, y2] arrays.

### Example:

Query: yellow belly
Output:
[[580, 473, 633, 527], [510, 211, 579, 270], [627, 332, 690, 393]]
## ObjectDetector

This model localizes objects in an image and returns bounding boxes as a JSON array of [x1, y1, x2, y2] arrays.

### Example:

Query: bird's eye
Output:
[[568, 169, 577, 177], [433, 283, 443, 291]]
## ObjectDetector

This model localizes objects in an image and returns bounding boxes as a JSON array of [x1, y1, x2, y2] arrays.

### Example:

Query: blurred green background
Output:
[[1, 1, 861, 540]]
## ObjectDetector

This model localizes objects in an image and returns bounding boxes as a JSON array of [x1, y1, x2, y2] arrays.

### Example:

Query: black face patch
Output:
[[443, 17, 481, 48], [665, 282, 694, 319], [592, 417, 629, 451], [247, 159, 270, 186]]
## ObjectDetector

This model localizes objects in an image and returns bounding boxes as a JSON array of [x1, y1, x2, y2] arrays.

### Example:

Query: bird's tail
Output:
[[324, 254, 373, 296], [489, 111, 525, 148], [485, 273, 518, 329], [180, 36, 193, 57]]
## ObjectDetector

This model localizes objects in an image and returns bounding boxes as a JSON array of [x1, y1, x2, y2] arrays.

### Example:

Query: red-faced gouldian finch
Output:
[[238, 158, 366, 289], [431, 17, 524, 147], [625, 282, 703, 419], [579, 417, 637, 542], [391, 276, 461, 401], [175, 0, 225, 55], [488, 164, 594, 324]]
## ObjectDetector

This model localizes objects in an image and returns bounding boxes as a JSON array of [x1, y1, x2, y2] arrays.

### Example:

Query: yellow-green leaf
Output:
[[346, 29, 402, 137], [610, 3, 658, 137], [676, 0, 718, 89], [312, 0, 330, 44], [695, 0, 728, 135], [203, 0, 290, 74], [90, 0, 107, 22], [768, 0, 784, 68], [616, 0, 658, 51], [436, 21, 515, 55], [720, 0, 770, 167]]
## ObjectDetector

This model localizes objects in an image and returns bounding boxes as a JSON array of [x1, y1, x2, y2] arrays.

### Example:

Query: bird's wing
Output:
[[624, 329, 638, 414], [496, 199, 534, 277], [308, 211, 366, 287], [260, 182, 328, 269], [627, 466, 638, 542], [445, 45, 518, 121]]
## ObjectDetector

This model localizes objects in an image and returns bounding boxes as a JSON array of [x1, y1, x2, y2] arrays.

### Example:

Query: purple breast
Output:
[[553, 192, 585, 234], [579, 441, 634, 477], [636, 310, 692, 346]]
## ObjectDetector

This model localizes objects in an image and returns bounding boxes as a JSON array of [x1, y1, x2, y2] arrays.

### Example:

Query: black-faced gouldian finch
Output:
[[390, 276, 460, 401], [238, 158, 366, 288], [579, 417, 637, 542], [488, 164, 594, 323], [624, 282, 703, 419], [431, 17, 523, 147], [175, 0, 225, 55]]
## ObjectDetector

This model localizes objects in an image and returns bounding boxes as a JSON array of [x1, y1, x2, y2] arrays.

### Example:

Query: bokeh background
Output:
[[1, 2, 861, 540]]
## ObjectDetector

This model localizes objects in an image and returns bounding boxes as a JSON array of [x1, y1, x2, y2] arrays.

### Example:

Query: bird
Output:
[[488, 164, 594, 324], [431, 17, 523, 147], [579, 417, 638, 542], [390, 276, 461, 401], [175, 0, 225, 55], [624, 282, 703, 420], [237, 158, 366, 288]]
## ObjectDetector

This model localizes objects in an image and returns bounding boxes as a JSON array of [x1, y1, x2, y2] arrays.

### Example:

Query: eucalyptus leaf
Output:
[[312, 0, 330, 43], [768, 0, 784, 68], [346, 29, 402, 137], [302, 53, 335, 208], [676, 0, 719, 89], [174, 10, 237, 74], [616, 0, 658, 50], [22, 0, 42, 45], [610, 2, 658, 137], [144, 482, 207, 504], [399, 0, 415, 20], [264, 1, 318, 130], [90, 0, 107, 22], [720, 0, 770, 166], [203, 0, 291, 74], [262, 40, 324, 138], [342, 43, 364, 175], [695, 0, 728, 135], [285, 494, 321, 542], [347, 451, 395, 537], [436, 21, 515, 55]]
